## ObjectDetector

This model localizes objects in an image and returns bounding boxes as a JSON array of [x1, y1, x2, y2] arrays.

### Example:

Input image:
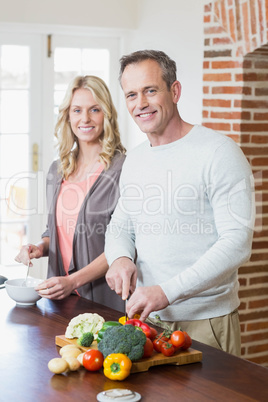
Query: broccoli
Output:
[[77, 332, 94, 347], [98, 324, 146, 361]]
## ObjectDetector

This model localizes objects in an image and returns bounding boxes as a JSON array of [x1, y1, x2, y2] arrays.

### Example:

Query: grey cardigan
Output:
[[42, 152, 126, 312]]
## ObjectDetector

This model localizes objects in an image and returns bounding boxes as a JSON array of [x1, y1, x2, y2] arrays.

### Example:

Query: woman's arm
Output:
[[35, 252, 108, 300], [70, 253, 108, 289]]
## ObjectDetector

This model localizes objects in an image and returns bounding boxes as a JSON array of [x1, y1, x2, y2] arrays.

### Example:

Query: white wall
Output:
[[0, 0, 138, 29], [121, 0, 204, 149]]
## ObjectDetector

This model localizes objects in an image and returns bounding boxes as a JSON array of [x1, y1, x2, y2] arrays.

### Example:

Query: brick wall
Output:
[[203, 0, 268, 367]]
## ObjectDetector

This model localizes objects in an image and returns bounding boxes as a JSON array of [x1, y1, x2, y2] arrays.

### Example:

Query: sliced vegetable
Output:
[[119, 314, 141, 325], [118, 316, 127, 325], [103, 353, 132, 381], [97, 321, 122, 343]]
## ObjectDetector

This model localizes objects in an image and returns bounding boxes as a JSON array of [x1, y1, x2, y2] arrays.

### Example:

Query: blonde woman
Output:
[[15, 76, 126, 311]]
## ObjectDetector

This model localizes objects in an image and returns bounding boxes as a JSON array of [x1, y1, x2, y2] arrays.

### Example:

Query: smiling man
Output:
[[121, 56, 192, 144], [104, 50, 255, 355]]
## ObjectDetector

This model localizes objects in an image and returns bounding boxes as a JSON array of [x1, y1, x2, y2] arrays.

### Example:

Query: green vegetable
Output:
[[97, 321, 123, 343], [98, 324, 146, 362], [77, 332, 94, 347]]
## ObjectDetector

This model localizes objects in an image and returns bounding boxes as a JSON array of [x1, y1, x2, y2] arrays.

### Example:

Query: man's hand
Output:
[[106, 257, 137, 300], [127, 285, 169, 321]]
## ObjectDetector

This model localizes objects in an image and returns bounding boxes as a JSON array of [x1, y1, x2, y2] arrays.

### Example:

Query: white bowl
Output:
[[5, 278, 43, 306]]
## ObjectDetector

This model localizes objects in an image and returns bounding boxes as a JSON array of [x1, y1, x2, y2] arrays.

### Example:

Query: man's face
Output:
[[121, 59, 179, 138]]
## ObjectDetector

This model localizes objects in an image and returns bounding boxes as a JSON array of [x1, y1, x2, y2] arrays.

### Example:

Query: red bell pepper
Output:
[[125, 319, 152, 338]]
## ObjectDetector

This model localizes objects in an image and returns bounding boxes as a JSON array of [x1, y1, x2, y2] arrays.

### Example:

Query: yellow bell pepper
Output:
[[119, 314, 141, 325], [118, 316, 127, 325], [103, 353, 132, 381]]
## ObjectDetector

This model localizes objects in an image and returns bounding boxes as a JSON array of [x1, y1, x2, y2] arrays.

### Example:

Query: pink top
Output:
[[56, 165, 104, 275]]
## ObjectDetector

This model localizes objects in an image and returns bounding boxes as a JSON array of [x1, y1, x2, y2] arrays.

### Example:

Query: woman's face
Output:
[[69, 88, 104, 145]]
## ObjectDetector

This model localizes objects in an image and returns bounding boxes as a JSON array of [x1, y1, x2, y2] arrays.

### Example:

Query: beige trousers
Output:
[[147, 309, 241, 356]]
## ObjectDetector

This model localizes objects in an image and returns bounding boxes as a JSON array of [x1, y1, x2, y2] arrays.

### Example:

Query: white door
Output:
[[0, 32, 44, 279], [51, 34, 120, 109], [0, 30, 120, 280]]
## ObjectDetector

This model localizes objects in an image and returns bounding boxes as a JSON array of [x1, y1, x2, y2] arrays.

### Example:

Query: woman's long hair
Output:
[[55, 75, 126, 179]]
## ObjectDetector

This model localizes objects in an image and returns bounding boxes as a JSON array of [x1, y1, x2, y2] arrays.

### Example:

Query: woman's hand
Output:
[[35, 276, 75, 300], [15, 244, 44, 266]]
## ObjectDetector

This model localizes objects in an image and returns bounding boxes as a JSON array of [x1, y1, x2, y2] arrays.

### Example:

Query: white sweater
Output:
[[105, 125, 255, 321]]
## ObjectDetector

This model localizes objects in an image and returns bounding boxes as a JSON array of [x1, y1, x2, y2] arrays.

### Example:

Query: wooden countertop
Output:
[[1, 291, 268, 401]]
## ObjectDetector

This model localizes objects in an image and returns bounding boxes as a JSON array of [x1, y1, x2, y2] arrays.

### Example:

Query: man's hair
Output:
[[119, 50, 177, 89]]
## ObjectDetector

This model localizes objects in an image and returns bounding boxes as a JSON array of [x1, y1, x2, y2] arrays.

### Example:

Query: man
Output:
[[105, 50, 255, 355]]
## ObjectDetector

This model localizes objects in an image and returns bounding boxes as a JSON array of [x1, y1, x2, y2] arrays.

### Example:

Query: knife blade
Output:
[[125, 296, 129, 322]]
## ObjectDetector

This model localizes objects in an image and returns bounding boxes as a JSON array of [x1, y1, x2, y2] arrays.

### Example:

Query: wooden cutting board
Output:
[[55, 335, 202, 373]]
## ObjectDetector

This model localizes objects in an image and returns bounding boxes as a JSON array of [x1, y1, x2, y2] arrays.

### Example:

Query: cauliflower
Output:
[[65, 313, 105, 340]]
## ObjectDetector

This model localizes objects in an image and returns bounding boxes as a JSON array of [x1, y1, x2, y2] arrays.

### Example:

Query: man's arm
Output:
[[159, 140, 255, 307], [105, 180, 137, 298]]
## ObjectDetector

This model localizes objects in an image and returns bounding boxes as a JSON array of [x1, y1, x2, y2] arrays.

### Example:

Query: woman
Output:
[[15, 75, 126, 311]]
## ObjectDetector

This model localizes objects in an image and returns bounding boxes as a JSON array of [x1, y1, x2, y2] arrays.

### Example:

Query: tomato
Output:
[[143, 337, 154, 358], [83, 349, 104, 371], [159, 332, 170, 342], [161, 342, 175, 357], [170, 330, 186, 349], [153, 331, 170, 353], [148, 327, 158, 340], [181, 332, 192, 350], [153, 337, 164, 353]]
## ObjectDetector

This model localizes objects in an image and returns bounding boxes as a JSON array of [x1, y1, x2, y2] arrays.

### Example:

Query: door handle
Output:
[[32, 143, 39, 172]]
